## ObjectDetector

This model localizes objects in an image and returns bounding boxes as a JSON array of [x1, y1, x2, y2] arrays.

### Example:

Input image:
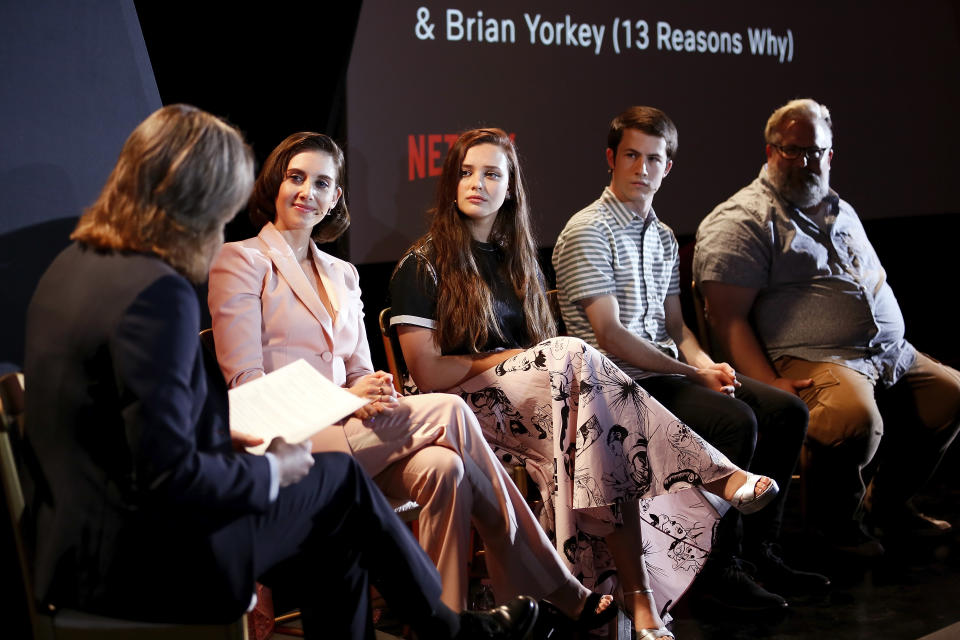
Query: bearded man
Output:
[[694, 98, 960, 556]]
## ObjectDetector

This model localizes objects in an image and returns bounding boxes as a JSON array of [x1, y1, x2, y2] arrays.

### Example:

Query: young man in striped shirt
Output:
[[552, 106, 827, 611]]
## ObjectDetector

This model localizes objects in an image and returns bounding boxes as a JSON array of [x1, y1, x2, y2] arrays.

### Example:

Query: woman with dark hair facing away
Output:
[[389, 128, 779, 638], [208, 131, 619, 632], [23, 105, 542, 639]]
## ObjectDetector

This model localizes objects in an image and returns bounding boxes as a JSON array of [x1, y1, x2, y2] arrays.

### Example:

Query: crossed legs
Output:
[[349, 393, 575, 611]]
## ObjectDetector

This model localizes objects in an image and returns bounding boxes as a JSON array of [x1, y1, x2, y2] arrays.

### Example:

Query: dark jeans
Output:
[[638, 374, 808, 555]]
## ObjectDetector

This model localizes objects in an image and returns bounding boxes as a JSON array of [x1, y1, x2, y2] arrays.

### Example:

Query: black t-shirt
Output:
[[389, 240, 528, 354]]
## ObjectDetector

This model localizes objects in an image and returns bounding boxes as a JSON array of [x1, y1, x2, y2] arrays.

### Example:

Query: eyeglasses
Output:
[[770, 144, 829, 162]]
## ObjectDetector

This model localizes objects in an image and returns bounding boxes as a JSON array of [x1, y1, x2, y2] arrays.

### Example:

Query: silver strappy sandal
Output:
[[622, 589, 676, 640]]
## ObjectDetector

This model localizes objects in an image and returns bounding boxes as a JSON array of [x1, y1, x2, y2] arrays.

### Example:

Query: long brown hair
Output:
[[72, 104, 254, 282], [407, 128, 554, 353], [248, 132, 350, 243]]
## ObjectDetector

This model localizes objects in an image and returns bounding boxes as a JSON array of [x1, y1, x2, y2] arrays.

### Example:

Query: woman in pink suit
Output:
[[207, 132, 616, 630]]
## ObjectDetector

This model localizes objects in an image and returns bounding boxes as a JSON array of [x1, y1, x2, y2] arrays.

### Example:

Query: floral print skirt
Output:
[[452, 337, 736, 612]]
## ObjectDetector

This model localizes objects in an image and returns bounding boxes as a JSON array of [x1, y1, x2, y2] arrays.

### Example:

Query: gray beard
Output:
[[770, 169, 830, 209]]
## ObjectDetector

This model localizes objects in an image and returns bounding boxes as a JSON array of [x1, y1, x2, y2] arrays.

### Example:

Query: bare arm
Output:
[[700, 281, 812, 395], [665, 294, 715, 369], [396, 325, 523, 392], [582, 294, 734, 393], [584, 294, 690, 374], [664, 295, 739, 392]]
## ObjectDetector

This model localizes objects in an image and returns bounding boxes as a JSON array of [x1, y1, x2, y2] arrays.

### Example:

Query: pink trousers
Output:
[[313, 393, 577, 610]]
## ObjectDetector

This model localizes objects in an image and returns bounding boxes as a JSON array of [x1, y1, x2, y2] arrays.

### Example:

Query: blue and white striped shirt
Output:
[[553, 187, 680, 380]]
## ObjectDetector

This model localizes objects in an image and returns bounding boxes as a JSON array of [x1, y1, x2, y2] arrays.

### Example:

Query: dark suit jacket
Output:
[[24, 243, 272, 622]]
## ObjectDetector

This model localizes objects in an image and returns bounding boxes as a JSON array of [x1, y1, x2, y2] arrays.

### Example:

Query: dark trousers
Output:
[[638, 374, 808, 554], [241, 452, 458, 640]]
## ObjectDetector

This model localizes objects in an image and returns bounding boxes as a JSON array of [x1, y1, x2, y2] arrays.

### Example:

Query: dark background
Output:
[[2, 2, 959, 635], [3, 2, 960, 374], [347, 0, 960, 263]]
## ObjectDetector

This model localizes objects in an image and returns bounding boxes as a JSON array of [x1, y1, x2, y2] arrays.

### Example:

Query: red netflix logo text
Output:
[[407, 133, 517, 181]]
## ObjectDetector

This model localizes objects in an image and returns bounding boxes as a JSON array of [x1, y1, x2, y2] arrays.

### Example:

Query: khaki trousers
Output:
[[774, 352, 960, 524]]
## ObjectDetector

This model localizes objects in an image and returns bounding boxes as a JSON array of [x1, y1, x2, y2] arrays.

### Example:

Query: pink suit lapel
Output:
[[257, 223, 335, 350]]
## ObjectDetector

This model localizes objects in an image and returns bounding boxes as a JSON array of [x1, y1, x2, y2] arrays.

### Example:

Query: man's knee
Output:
[[915, 357, 960, 429], [311, 451, 362, 484], [302, 452, 374, 508], [773, 391, 810, 443], [941, 376, 960, 421], [807, 395, 882, 450], [272, 452, 374, 536], [727, 398, 759, 432], [780, 391, 810, 424], [710, 398, 759, 464]]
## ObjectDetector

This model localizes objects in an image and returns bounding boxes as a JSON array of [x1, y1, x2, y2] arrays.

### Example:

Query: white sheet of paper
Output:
[[228, 359, 368, 455]]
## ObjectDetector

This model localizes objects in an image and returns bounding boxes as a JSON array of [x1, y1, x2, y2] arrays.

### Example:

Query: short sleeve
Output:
[[553, 218, 617, 304], [389, 252, 438, 329], [694, 205, 772, 289], [666, 233, 681, 297]]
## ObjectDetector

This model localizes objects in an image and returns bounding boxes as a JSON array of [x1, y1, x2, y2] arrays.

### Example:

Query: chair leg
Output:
[[273, 610, 304, 637], [799, 443, 810, 532], [612, 607, 634, 639]]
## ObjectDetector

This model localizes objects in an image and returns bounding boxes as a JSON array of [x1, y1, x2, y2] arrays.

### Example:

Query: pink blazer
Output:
[[208, 222, 374, 389]]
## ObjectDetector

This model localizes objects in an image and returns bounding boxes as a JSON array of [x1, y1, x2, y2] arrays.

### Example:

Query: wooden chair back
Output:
[[378, 307, 417, 395]]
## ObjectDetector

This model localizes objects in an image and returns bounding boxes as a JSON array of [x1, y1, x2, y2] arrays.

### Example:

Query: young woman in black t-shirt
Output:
[[390, 128, 778, 637]]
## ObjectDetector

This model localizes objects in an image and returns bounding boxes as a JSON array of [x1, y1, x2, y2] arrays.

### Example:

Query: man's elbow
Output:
[[591, 326, 611, 352], [591, 325, 623, 357]]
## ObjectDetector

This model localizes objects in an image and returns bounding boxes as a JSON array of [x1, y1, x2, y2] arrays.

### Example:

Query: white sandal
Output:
[[731, 472, 779, 514], [635, 628, 675, 639]]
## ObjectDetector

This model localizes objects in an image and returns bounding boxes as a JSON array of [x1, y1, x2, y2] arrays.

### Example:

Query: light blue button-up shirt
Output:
[[694, 167, 916, 387]]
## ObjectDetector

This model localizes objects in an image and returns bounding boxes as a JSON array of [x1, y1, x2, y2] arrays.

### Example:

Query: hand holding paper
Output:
[[266, 437, 314, 487], [228, 359, 370, 454]]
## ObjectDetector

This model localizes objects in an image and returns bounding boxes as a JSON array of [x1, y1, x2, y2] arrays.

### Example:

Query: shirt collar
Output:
[[599, 187, 656, 227]]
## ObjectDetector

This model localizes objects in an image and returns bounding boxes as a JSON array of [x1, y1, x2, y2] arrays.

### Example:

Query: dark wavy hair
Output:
[[248, 132, 350, 243], [404, 128, 555, 353], [71, 104, 254, 282]]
